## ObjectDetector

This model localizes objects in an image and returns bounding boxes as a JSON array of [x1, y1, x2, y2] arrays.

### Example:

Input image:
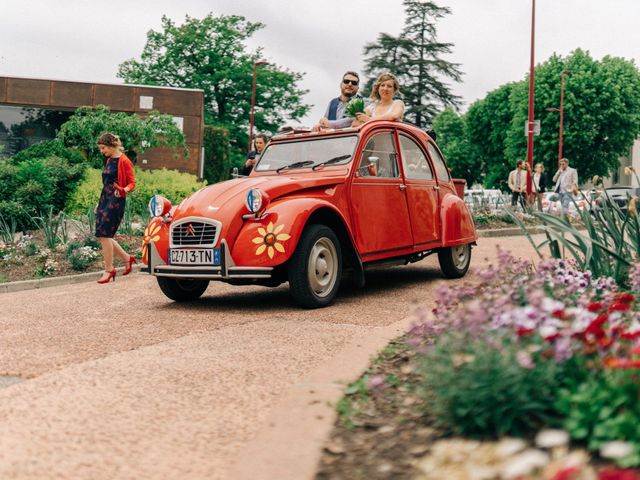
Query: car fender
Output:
[[230, 198, 350, 267], [141, 217, 170, 265], [440, 191, 477, 246]]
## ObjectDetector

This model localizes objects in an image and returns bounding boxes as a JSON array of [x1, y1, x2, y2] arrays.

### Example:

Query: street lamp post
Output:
[[525, 0, 536, 196], [249, 60, 269, 151], [546, 70, 572, 169]]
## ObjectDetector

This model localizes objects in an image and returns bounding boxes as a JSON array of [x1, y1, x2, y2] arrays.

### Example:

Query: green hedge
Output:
[[203, 125, 231, 184], [66, 167, 208, 216], [0, 154, 85, 229]]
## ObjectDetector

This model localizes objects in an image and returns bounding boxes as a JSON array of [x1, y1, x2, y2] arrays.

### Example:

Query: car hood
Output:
[[172, 174, 346, 220]]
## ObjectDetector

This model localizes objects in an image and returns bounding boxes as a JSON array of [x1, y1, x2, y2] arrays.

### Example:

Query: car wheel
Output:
[[438, 243, 472, 279], [288, 224, 342, 308], [157, 277, 209, 302]]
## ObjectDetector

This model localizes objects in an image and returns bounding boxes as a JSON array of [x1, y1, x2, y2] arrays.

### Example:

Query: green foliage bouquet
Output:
[[344, 98, 365, 118]]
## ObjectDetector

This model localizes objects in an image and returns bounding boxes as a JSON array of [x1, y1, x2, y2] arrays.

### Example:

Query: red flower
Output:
[[552, 308, 569, 320], [604, 357, 640, 369], [588, 301, 605, 312], [599, 467, 640, 480], [614, 293, 635, 304], [553, 466, 580, 480], [516, 327, 534, 336], [609, 303, 631, 312], [585, 314, 609, 337], [630, 344, 640, 355], [621, 331, 640, 340]]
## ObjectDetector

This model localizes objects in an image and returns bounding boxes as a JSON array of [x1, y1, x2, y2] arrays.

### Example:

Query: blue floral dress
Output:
[[95, 156, 126, 238]]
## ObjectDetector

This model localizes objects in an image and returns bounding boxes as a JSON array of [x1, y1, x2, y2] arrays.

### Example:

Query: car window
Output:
[[426, 142, 450, 182], [398, 134, 434, 181], [255, 135, 358, 172], [357, 132, 399, 178]]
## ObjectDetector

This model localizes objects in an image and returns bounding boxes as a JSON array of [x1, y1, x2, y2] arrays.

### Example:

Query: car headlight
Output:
[[149, 195, 172, 218], [245, 188, 269, 215]]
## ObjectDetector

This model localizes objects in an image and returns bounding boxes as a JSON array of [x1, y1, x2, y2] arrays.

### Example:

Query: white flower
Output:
[[534, 429, 569, 449], [600, 441, 634, 459]]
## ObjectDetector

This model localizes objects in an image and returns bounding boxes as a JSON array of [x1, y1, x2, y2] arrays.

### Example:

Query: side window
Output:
[[399, 135, 434, 181], [357, 132, 399, 178], [427, 142, 451, 182]]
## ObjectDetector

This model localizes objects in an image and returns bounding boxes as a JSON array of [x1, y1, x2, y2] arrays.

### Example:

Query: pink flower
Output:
[[516, 350, 534, 369]]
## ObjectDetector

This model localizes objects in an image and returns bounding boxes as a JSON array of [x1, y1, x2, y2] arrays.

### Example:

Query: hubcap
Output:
[[452, 244, 470, 270], [307, 237, 338, 297]]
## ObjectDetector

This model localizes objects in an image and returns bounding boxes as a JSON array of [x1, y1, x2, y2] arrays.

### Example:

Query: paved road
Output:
[[0, 235, 539, 479]]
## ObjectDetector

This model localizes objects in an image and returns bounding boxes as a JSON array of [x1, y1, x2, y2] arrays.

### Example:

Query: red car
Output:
[[142, 121, 477, 308]]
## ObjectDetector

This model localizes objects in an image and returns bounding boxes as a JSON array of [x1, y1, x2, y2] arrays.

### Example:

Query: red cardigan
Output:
[[115, 154, 136, 199]]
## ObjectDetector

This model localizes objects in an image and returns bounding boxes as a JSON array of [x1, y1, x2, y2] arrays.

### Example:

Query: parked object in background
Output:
[[592, 186, 640, 217], [142, 121, 477, 308]]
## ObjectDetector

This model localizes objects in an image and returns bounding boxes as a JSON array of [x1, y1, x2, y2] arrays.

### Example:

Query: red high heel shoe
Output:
[[97, 269, 116, 284], [122, 255, 138, 276]]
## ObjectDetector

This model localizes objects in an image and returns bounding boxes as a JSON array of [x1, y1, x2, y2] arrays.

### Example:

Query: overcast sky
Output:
[[1, 0, 639, 128]]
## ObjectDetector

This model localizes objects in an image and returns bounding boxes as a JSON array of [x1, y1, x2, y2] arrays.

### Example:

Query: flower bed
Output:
[[318, 249, 640, 479]]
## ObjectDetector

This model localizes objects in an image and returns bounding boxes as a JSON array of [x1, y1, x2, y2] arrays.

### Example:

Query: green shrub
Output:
[[556, 370, 640, 467], [203, 125, 231, 183], [11, 139, 85, 165], [66, 167, 207, 216], [417, 332, 568, 438], [24, 241, 39, 257], [67, 245, 99, 271], [0, 202, 31, 231], [0, 161, 19, 201]]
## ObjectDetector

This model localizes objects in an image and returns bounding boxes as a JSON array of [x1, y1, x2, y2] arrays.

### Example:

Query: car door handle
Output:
[[433, 185, 440, 190], [399, 184, 406, 191]]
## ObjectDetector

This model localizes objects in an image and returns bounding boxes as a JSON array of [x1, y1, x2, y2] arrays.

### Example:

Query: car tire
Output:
[[438, 243, 472, 279], [157, 277, 209, 302], [288, 224, 342, 308]]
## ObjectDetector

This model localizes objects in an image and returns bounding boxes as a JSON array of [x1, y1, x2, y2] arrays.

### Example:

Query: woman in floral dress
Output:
[[95, 133, 137, 283]]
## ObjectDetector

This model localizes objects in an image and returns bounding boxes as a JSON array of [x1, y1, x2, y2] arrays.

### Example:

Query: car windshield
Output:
[[255, 135, 358, 172]]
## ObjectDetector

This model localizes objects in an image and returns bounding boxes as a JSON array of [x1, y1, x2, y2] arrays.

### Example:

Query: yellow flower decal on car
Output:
[[142, 220, 162, 260], [252, 222, 291, 259]]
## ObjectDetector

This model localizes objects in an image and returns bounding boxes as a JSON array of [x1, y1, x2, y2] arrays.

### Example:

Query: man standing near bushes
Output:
[[553, 157, 579, 214], [508, 160, 527, 208]]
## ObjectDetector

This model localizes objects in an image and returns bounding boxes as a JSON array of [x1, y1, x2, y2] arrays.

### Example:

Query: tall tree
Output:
[[432, 108, 477, 185], [363, 0, 463, 128], [118, 14, 310, 155], [503, 49, 640, 184]]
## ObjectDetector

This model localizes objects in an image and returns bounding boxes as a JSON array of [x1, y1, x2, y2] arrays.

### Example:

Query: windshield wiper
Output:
[[311, 154, 352, 170], [276, 160, 315, 173]]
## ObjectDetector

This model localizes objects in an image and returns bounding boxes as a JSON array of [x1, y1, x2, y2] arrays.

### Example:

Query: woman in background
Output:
[[95, 132, 137, 284]]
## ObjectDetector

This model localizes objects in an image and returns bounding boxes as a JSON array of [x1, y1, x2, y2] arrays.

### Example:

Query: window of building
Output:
[[0, 105, 73, 158]]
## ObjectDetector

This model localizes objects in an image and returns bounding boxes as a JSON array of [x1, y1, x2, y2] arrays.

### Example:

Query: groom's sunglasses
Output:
[[342, 79, 359, 86]]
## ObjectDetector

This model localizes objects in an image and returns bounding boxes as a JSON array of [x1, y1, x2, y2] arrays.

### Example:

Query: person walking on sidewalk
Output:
[[94, 132, 137, 284], [508, 160, 527, 208], [552, 157, 579, 214]]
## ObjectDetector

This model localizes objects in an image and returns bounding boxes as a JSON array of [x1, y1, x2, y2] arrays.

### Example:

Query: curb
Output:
[[0, 266, 142, 294], [477, 226, 544, 237], [0, 227, 537, 294], [228, 315, 415, 480]]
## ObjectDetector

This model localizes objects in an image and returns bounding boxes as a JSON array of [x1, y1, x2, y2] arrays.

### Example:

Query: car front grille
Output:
[[171, 221, 218, 247]]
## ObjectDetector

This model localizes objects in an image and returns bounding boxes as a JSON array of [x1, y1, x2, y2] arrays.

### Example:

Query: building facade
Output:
[[0, 76, 204, 176]]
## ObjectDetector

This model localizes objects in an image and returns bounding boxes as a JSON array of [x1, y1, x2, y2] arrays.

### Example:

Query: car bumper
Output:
[[143, 239, 274, 280]]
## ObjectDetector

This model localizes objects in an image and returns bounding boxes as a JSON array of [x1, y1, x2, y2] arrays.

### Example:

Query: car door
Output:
[[349, 130, 413, 256], [398, 133, 440, 247]]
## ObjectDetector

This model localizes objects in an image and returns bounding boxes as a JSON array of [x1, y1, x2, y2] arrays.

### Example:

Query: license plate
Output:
[[169, 248, 220, 266]]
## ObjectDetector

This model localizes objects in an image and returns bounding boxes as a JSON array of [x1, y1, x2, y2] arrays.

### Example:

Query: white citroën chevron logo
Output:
[[185, 224, 196, 237]]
